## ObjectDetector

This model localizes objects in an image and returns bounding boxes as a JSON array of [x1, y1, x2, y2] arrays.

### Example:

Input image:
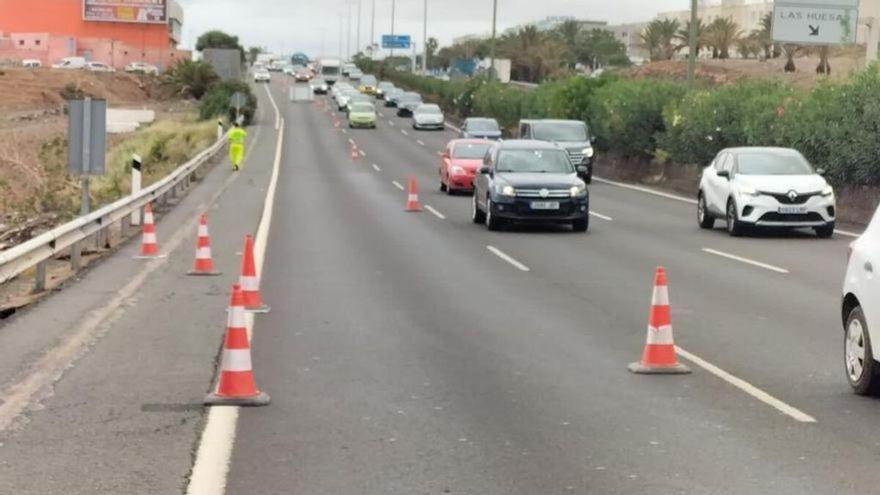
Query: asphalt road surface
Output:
[[0, 78, 878, 494]]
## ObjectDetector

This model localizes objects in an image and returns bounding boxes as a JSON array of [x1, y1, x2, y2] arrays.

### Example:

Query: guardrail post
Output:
[[33, 260, 47, 293], [70, 241, 82, 271]]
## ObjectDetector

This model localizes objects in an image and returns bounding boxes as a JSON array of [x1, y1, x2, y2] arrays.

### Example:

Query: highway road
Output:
[[0, 77, 878, 494]]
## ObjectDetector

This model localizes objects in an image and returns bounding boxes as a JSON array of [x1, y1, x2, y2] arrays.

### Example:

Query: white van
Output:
[[52, 57, 87, 70], [21, 59, 42, 68]]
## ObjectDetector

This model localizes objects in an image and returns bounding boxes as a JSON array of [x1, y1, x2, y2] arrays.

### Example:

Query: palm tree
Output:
[[640, 18, 680, 61], [704, 17, 742, 59], [816, 46, 831, 75], [554, 19, 582, 69], [752, 13, 775, 59], [781, 44, 806, 72], [675, 18, 705, 55]]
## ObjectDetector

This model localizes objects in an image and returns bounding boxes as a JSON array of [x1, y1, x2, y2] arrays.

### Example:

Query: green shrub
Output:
[[162, 60, 219, 99], [199, 81, 258, 125]]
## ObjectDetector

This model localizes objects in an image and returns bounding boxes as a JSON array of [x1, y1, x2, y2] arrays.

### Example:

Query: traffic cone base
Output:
[[205, 390, 271, 406], [628, 360, 691, 375], [188, 269, 221, 276], [628, 267, 692, 375]]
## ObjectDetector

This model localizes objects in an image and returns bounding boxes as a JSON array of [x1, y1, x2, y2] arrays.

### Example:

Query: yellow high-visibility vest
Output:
[[228, 127, 247, 145]]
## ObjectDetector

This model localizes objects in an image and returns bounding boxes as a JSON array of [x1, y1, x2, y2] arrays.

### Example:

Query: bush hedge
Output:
[[199, 80, 258, 125], [360, 60, 880, 188]]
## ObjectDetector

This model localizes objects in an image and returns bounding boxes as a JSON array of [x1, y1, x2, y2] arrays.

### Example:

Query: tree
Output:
[[577, 29, 629, 68], [752, 13, 777, 59], [196, 30, 245, 62], [554, 19, 583, 69], [704, 17, 741, 59], [782, 44, 806, 72], [640, 19, 679, 61], [162, 60, 219, 100], [426, 37, 439, 69], [675, 18, 705, 55], [247, 47, 262, 65]]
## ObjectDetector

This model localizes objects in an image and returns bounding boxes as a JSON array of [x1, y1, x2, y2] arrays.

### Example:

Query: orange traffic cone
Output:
[[351, 143, 360, 161], [405, 176, 422, 212], [204, 284, 270, 406], [629, 267, 691, 374], [188, 214, 221, 276], [240, 234, 270, 313], [135, 203, 166, 259]]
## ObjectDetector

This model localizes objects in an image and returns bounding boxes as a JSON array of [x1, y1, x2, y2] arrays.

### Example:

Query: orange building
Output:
[[0, 0, 189, 71]]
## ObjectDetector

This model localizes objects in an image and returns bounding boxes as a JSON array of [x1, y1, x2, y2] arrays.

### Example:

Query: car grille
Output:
[[566, 151, 585, 165], [515, 189, 571, 198], [761, 191, 820, 205], [758, 212, 824, 222]]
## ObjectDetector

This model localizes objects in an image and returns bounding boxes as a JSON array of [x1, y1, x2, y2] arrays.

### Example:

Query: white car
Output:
[[124, 62, 159, 75], [697, 147, 836, 238], [52, 56, 87, 69], [253, 70, 271, 83], [412, 104, 445, 130], [842, 205, 880, 394], [85, 61, 115, 72], [331, 83, 354, 101], [22, 59, 42, 68]]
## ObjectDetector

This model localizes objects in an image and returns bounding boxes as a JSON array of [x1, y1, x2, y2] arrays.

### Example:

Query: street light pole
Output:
[[356, 0, 362, 57], [390, 0, 397, 59], [422, 0, 428, 74], [370, 0, 376, 59], [489, 0, 498, 80], [347, 0, 353, 60], [686, 0, 698, 87]]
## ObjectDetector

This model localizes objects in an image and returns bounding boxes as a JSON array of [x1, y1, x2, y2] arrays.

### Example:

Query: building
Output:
[[657, 0, 772, 36], [504, 16, 608, 36], [0, 0, 189, 71], [606, 22, 650, 62]]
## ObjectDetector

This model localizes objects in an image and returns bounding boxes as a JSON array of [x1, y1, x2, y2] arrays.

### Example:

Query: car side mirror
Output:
[[590, 136, 597, 144], [479, 166, 490, 175], [816, 168, 826, 176], [716, 170, 730, 179]]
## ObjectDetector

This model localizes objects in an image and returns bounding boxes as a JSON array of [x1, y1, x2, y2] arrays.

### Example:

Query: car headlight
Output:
[[450, 166, 466, 175], [582, 147, 594, 158], [739, 185, 759, 197], [496, 184, 516, 197], [821, 185, 834, 197], [570, 184, 587, 197]]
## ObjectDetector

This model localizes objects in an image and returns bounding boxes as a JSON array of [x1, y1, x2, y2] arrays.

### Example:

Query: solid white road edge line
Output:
[[589, 211, 613, 221], [264, 84, 280, 130], [675, 346, 816, 423], [424, 205, 446, 219], [372, 164, 381, 172], [702, 247, 789, 274], [392, 180, 405, 190], [486, 246, 530, 272], [185, 110, 285, 495]]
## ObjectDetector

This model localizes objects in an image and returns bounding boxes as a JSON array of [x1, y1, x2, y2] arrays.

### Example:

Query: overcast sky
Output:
[[177, 0, 688, 57]]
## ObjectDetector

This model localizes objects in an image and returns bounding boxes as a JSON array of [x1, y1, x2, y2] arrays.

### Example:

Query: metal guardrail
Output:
[[0, 136, 227, 292]]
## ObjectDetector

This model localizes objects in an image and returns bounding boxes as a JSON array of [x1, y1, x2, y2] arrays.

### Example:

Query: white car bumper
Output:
[[736, 192, 835, 227]]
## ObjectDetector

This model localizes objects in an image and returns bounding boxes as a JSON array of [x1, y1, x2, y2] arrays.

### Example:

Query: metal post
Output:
[[390, 0, 396, 59], [490, 0, 498, 80], [370, 0, 376, 59], [347, 0, 352, 60], [412, 42, 417, 73], [867, 17, 880, 67], [356, 0, 362, 56], [217, 119, 224, 140], [34, 260, 47, 293], [131, 153, 142, 225], [80, 97, 92, 216], [422, 0, 428, 74], [687, 0, 698, 87]]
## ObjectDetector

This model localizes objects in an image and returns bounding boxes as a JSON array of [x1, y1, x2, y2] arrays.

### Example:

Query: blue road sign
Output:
[[382, 34, 411, 49]]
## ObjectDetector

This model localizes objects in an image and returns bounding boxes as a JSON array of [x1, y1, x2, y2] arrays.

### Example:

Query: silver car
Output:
[[412, 104, 445, 130]]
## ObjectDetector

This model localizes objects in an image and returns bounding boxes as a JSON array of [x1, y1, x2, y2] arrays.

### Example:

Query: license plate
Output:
[[531, 201, 560, 210], [778, 206, 807, 214]]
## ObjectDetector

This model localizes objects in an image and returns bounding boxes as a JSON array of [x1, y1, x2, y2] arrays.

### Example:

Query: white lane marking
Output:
[[401, 129, 408, 136], [593, 177, 697, 205], [436, 151, 442, 156], [424, 205, 446, 219], [372, 164, 381, 172], [378, 112, 385, 117], [264, 85, 280, 130], [835, 229, 859, 238], [417, 140, 426, 146], [675, 346, 816, 423], [486, 246, 530, 272], [341, 129, 348, 134], [186, 113, 286, 495], [392, 180, 405, 190], [701, 247, 789, 274], [359, 150, 367, 157], [348, 138, 355, 145], [590, 211, 613, 221], [388, 121, 395, 127], [444, 122, 462, 133]]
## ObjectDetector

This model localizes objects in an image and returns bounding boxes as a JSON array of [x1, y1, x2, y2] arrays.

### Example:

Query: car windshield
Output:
[[533, 122, 588, 142], [496, 149, 574, 174], [361, 76, 377, 85], [350, 95, 371, 103], [378, 82, 394, 89], [312, 78, 325, 84], [351, 103, 374, 113], [467, 119, 500, 132], [453, 143, 492, 159], [736, 152, 814, 175], [399, 94, 421, 102], [416, 105, 441, 115]]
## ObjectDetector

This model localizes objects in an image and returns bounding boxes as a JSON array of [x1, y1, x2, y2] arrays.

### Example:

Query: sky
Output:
[[177, 0, 689, 57]]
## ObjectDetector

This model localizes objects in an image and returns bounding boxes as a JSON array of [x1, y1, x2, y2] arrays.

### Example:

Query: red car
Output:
[[439, 139, 494, 194]]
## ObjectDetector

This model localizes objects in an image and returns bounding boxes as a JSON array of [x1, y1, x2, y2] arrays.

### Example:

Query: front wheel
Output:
[[726, 200, 744, 237], [845, 306, 880, 395], [472, 194, 486, 224], [572, 216, 589, 232], [485, 198, 504, 231], [698, 193, 715, 229], [816, 222, 835, 239]]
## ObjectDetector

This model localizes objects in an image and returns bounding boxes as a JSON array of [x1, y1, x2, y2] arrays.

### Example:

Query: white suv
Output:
[[842, 206, 880, 394], [697, 147, 836, 237]]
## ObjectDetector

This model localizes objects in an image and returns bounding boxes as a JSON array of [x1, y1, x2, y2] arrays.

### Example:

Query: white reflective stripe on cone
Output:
[[652, 286, 669, 306], [220, 349, 253, 372], [143, 233, 157, 244], [408, 194, 418, 201], [646, 325, 674, 345], [240, 276, 259, 291], [144, 213, 154, 224], [198, 225, 209, 236], [196, 247, 212, 259], [228, 307, 247, 328]]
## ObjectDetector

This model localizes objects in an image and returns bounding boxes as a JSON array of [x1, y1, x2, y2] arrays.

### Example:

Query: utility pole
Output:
[[356, 0, 362, 57], [339, 15, 344, 59], [489, 0, 498, 80], [422, 0, 428, 74], [686, 0, 698, 87], [390, 0, 397, 59], [370, 0, 376, 59], [346, 0, 353, 60]]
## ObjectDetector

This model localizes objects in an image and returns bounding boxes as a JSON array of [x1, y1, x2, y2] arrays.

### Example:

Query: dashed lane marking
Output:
[[417, 140, 426, 146], [392, 180, 405, 191], [701, 247, 789, 274], [401, 129, 408, 136], [486, 246, 530, 272], [359, 150, 367, 157], [590, 211, 613, 221], [372, 164, 381, 172], [424, 205, 446, 219]]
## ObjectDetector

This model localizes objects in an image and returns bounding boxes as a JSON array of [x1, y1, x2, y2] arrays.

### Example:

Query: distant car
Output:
[[295, 68, 312, 82], [254, 69, 271, 83], [346, 93, 372, 114], [697, 147, 836, 238], [52, 56, 87, 69], [412, 103, 445, 130], [342, 63, 357, 77], [375, 81, 395, 99], [85, 61, 114, 72], [384, 88, 404, 107], [473, 140, 590, 232], [21, 59, 42, 68], [337, 89, 360, 110], [395, 92, 423, 117], [124, 61, 159, 75], [842, 204, 880, 395], [310, 78, 329, 94], [331, 82, 354, 101], [348, 69, 363, 81], [519, 119, 595, 183], [348, 102, 377, 128], [358, 75, 378, 94], [439, 139, 494, 194], [461, 117, 502, 140]]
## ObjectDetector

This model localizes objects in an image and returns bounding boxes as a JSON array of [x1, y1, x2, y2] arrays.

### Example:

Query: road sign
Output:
[[67, 98, 107, 176], [772, 0, 859, 45], [382, 34, 411, 49], [229, 92, 247, 109]]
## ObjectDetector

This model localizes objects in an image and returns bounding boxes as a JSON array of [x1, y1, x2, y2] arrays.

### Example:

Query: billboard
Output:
[[83, 0, 167, 24], [382, 35, 411, 49]]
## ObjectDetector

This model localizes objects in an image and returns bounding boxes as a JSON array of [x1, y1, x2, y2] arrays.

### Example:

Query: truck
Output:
[[318, 58, 342, 86]]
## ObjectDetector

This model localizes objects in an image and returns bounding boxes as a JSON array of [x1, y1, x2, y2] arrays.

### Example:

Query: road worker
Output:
[[227, 122, 247, 171]]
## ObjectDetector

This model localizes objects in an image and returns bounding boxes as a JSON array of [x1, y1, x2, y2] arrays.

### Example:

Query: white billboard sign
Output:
[[772, 0, 859, 45]]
